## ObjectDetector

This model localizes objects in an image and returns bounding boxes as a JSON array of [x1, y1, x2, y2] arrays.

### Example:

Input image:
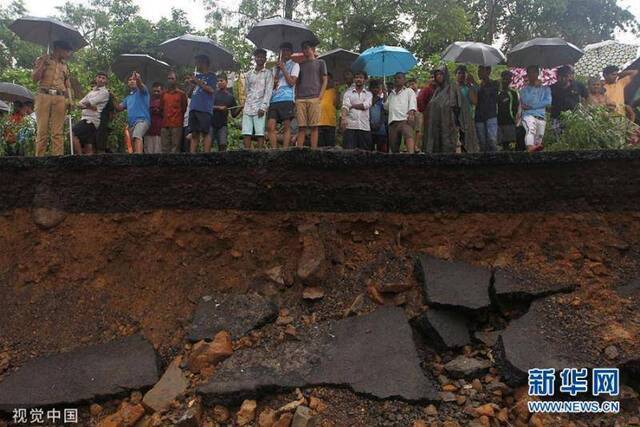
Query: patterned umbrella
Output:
[[575, 40, 640, 78]]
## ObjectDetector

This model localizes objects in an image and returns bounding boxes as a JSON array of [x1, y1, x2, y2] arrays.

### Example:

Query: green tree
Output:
[[0, 0, 41, 71]]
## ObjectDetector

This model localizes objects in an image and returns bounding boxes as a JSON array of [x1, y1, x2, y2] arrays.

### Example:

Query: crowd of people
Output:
[[3, 38, 640, 156]]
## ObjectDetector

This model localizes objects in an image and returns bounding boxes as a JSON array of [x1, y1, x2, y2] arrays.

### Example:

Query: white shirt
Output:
[[244, 67, 273, 116], [80, 86, 109, 127], [384, 86, 417, 124], [341, 86, 372, 131]]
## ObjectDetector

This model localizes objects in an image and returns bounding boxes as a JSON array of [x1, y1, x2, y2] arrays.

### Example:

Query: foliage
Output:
[[0, 0, 40, 72], [544, 104, 640, 151]]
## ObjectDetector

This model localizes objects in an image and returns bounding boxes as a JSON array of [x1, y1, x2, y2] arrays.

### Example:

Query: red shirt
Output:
[[417, 83, 437, 113], [160, 89, 188, 128]]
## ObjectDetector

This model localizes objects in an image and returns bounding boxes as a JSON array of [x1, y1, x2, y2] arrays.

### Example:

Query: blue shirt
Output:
[[369, 97, 387, 136], [121, 86, 150, 126], [189, 72, 216, 114], [271, 60, 300, 103], [520, 84, 552, 119]]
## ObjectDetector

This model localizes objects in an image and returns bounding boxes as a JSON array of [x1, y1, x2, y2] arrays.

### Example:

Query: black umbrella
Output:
[[0, 82, 34, 103], [441, 41, 506, 66], [247, 17, 318, 52], [112, 54, 171, 85], [158, 34, 238, 70], [318, 48, 359, 83], [9, 16, 87, 51], [507, 37, 583, 68]]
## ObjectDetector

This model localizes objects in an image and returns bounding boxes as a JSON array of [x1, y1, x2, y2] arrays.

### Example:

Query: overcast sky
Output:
[[14, 0, 640, 45]]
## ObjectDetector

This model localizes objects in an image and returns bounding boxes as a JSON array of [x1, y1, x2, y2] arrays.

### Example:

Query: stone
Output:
[[258, 408, 278, 427], [212, 405, 230, 423], [32, 207, 67, 229], [412, 421, 428, 427], [439, 392, 456, 402], [424, 404, 438, 416], [174, 402, 202, 427], [0, 335, 159, 410], [90, 403, 104, 417], [413, 309, 470, 350], [291, 406, 316, 427], [343, 294, 365, 317], [308, 396, 327, 413], [444, 356, 492, 379], [143, 356, 189, 412], [187, 331, 233, 374], [188, 293, 278, 341], [494, 296, 593, 386], [265, 266, 285, 285], [491, 268, 574, 308], [237, 399, 257, 426], [473, 330, 501, 347], [274, 413, 294, 427], [198, 307, 439, 405], [119, 402, 145, 425], [605, 345, 619, 360], [302, 287, 325, 300], [416, 255, 491, 311], [474, 403, 495, 418], [297, 229, 326, 282]]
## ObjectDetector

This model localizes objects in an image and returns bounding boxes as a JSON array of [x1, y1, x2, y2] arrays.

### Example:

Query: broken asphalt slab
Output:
[[413, 308, 470, 350], [491, 268, 575, 308], [0, 335, 159, 411], [197, 307, 439, 405], [415, 255, 491, 311], [188, 293, 278, 341], [493, 296, 596, 386]]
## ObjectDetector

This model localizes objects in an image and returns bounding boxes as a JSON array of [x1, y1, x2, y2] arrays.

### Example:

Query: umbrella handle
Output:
[[69, 116, 74, 155]]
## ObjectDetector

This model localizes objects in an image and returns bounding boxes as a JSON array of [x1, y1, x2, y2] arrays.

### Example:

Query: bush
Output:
[[544, 104, 640, 151]]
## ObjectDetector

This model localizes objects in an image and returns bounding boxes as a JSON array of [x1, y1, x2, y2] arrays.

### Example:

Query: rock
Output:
[[174, 402, 202, 427], [494, 296, 592, 386], [473, 330, 501, 347], [491, 268, 574, 309], [302, 287, 325, 300], [265, 265, 285, 285], [412, 421, 428, 427], [308, 396, 327, 413], [439, 391, 456, 402], [416, 255, 491, 311], [278, 396, 306, 413], [212, 405, 230, 423], [32, 207, 67, 229], [413, 309, 470, 350], [143, 356, 189, 412], [258, 408, 278, 427], [188, 293, 278, 341], [274, 413, 294, 427], [187, 331, 233, 374], [291, 406, 316, 427], [90, 403, 103, 417], [198, 307, 439, 405], [297, 228, 326, 282], [343, 294, 365, 317], [119, 402, 145, 425], [237, 399, 257, 426], [444, 356, 491, 379], [474, 403, 495, 418], [0, 335, 159, 410], [604, 345, 619, 360], [424, 404, 438, 416], [367, 284, 385, 305]]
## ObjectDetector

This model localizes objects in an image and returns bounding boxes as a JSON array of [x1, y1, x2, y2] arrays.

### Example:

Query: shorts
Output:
[[129, 120, 149, 140], [72, 119, 96, 146], [388, 120, 414, 153], [242, 113, 266, 136], [188, 110, 212, 134], [522, 115, 547, 147], [295, 98, 321, 127], [210, 126, 228, 146], [268, 101, 296, 122]]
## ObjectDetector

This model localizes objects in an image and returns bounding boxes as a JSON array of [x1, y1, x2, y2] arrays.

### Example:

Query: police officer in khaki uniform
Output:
[[31, 40, 72, 156]]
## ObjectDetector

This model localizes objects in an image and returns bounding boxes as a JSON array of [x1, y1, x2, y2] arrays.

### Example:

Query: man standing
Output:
[[72, 71, 109, 155], [115, 72, 150, 154], [519, 66, 552, 153], [295, 40, 328, 148], [267, 42, 299, 149], [369, 79, 388, 153], [318, 72, 339, 147], [497, 71, 520, 151], [31, 40, 73, 156], [242, 48, 273, 149], [186, 55, 216, 153], [212, 74, 240, 151], [160, 71, 188, 153], [384, 72, 417, 153], [340, 71, 372, 150], [474, 66, 499, 152], [144, 82, 163, 154], [602, 65, 638, 120], [550, 65, 588, 133], [417, 74, 437, 150]]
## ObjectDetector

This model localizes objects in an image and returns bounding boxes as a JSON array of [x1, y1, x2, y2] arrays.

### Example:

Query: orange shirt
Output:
[[319, 88, 337, 127], [160, 89, 188, 128], [604, 75, 632, 116]]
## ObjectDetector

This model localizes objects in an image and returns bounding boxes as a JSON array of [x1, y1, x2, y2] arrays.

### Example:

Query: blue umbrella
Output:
[[351, 45, 417, 78]]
